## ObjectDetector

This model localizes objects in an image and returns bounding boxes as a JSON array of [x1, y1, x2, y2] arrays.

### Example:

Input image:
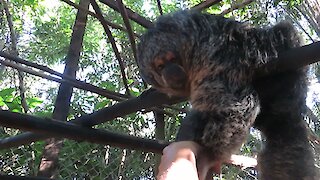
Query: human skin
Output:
[[157, 141, 258, 180], [157, 141, 200, 180], [157, 141, 221, 180]]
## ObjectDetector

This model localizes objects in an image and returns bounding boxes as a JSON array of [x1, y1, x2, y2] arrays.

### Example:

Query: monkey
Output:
[[138, 10, 260, 173], [137, 10, 317, 179]]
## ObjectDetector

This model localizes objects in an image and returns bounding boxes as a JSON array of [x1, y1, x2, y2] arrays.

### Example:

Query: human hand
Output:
[[157, 141, 221, 180], [157, 141, 257, 180], [157, 141, 200, 180]]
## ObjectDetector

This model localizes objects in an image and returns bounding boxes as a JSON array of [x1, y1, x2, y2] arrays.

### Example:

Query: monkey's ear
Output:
[[270, 21, 301, 50], [272, 21, 295, 35]]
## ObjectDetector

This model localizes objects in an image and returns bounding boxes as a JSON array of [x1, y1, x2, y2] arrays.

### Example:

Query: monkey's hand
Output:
[[176, 110, 205, 141], [187, 85, 259, 165]]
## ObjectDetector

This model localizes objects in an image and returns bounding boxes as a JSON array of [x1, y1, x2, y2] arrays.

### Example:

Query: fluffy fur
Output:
[[137, 10, 317, 179]]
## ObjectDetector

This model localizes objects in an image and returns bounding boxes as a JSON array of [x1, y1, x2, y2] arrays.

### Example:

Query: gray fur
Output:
[[137, 10, 317, 179]]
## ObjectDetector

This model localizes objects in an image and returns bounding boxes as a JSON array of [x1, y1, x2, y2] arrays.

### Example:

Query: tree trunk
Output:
[[37, 0, 90, 178]]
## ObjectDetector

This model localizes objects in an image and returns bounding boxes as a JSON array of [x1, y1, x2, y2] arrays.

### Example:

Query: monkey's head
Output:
[[137, 13, 194, 97], [137, 47, 190, 97], [137, 11, 254, 97]]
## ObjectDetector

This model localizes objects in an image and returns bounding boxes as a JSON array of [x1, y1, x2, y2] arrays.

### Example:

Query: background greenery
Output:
[[0, 0, 319, 179]]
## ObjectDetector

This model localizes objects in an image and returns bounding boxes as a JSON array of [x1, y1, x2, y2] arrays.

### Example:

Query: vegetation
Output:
[[0, 0, 319, 179]]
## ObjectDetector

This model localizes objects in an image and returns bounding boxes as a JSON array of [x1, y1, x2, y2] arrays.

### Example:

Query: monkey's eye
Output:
[[156, 64, 165, 71], [154, 57, 166, 72], [165, 51, 176, 62]]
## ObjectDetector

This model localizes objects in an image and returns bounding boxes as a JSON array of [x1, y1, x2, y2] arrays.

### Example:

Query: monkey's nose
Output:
[[170, 74, 187, 88], [164, 66, 187, 89]]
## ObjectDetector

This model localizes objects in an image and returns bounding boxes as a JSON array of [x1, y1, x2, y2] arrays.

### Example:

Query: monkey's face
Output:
[[140, 50, 190, 97], [137, 31, 190, 97]]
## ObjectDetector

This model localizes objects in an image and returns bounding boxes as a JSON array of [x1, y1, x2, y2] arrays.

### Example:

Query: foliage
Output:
[[0, 0, 319, 179], [0, 88, 42, 112]]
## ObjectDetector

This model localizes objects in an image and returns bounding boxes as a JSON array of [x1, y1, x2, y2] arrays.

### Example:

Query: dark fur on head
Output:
[[137, 10, 317, 179]]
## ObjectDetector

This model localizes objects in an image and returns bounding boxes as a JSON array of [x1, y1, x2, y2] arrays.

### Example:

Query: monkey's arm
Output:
[[179, 74, 259, 161], [176, 111, 205, 141]]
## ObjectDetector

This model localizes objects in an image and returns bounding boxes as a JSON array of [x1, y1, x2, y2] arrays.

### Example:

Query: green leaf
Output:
[[94, 99, 111, 110], [100, 81, 117, 91], [130, 87, 140, 97], [0, 96, 5, 106], [0, 88, 15, 99], [27, 97, 43, 109]]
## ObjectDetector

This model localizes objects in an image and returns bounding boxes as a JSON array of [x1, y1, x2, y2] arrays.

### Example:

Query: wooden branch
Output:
[[97, 0, 224, 31], [0, 52, 128, 101], [220, 0, 254, 15], [0, 110, 168, 153], [282, 5, 316, 43], [0, 41, 319, 149], [0, 51, 69, 77], [0, 89, 184, 149], [2, 0, 29, 113], [2, 0, 17, 53], [0, 175, 51, 180], [156, 0, 163, 15], [91, 0, 131, 95], [0, 132, 42, 149], [298, 3, 320, 37], [93, 0, 223, 31], [0, 110, 257, 170], [306, 107, 320, 125], [3, 39, 317, 103], [255, 41, 320, 78], [191, 0, 222, 11], [0, 52, 184, 113], [37, 0, 90, 177], [61, 0, 99, 18], [98, 0, 222, 29], [99, 0, 153, 28], [116, 0, 138, 61], [75, 90, 181, 126], [60, 0, 140, 36], [305, 121, 320, 145]]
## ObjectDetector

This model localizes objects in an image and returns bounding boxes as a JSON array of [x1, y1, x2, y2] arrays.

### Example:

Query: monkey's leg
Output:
[[257, 115, 317, 180], [254, 71, 318, 179]]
